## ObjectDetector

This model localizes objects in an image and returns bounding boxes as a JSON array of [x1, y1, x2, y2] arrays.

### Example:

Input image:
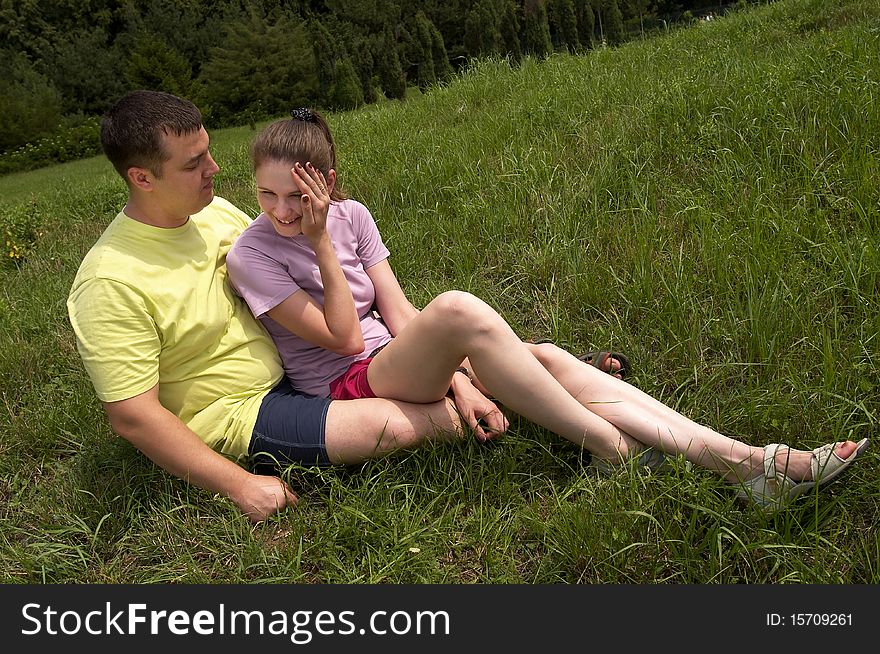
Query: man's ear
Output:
[[126, 166, 154, 191]]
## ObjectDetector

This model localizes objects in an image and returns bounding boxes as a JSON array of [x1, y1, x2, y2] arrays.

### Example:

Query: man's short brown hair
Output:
[[101, 90, 203, 180]]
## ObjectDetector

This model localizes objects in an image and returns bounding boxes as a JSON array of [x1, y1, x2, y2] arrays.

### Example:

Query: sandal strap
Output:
[[763, 443, 785, 481], [810, 442, 840, 481], [748, 444, 796, 507]]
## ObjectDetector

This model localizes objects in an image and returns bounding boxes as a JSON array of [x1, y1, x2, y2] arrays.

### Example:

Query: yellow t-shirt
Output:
[[67, 196, 284, 459]]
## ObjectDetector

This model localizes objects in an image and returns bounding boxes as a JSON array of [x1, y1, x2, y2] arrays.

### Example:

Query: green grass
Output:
[[1, 0, 878, 584]]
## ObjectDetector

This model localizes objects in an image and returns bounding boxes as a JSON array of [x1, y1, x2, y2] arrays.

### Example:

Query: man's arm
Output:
[[103, 385, 297, 523]]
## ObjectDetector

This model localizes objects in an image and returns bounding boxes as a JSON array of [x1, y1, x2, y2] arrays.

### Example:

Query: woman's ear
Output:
[[326, 169, 337, 193]]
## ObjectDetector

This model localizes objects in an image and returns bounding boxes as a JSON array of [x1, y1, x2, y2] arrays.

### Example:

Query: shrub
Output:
[[0, 116, 102, 176], [2, 200, 43, 266], [0, 51, 63, 152]]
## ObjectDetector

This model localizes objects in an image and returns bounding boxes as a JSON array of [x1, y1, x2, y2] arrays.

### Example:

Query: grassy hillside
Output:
[[1, 0, 878, 583]]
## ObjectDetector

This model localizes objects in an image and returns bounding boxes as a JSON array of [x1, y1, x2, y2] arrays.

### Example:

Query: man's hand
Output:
[[230, 474, 299, 523], [449, 374, 508, 442]]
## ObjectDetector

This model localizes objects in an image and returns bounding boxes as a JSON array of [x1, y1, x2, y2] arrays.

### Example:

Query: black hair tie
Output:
[[290, 107, 315, 122]]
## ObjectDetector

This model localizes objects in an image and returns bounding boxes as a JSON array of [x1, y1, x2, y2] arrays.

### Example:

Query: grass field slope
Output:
[[1, 0, 878, 583]]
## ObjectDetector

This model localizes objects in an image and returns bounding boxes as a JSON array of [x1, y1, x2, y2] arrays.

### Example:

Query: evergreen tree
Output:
[[199, 10, 319, 126], [464, 0, 503, 58], [428, 14, 455, 80], [325, 0, 400, 31], [132, 0, 236, 80], [605, 0, 625, 45], [126, 33, 195, 100], [573, 0, 596, 48], [547, 0, 580, 52], [310, 18, 341, 108], [592, 0, 604, 43], [350, 34, 378, 104], [0, 51, 63, 152], [624, 0, 654, 35], [521, 0, 553, 58], [330, 57, 365, 110], [374, 26, 406, 100], [462, 0, 524, 62], [500, 0, 523, 62], [398, 23, 422, 86], [412, 11, 438, 89], [416, 0, 472, 62], [38, 26, 127, 115]]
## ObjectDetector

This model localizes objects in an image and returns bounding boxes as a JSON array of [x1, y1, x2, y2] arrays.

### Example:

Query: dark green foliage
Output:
[[399, 22, 431, 89], [350, 34, 379, 104], [0, 0, 776, 174], [522, 0, 554, 57], [199, 11, 319, 126], [374, 26, 407, 100], [413, 11, 440, 89], [130, 0, 232, 79], [126, 33, 196, 100], [310, 18, 342, 108], [501, 2, 524, 62], [325, 0, 400, 31], [465, 0, 504, 57], [548, 0, 581, 51], [428, 14, 456, 79], [330, 58, 365, 110], [0, 52, 63, 153], [38, 27, 128, 115], [625, 0, 656, 34], [574, 0, 596, 47], [605, 0, 627, 44], [0, 115, 101, 176], [462, 0, 523, 61]]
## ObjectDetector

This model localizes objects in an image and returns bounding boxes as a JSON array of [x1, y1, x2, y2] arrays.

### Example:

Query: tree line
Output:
[[1, 0, 747, 161]]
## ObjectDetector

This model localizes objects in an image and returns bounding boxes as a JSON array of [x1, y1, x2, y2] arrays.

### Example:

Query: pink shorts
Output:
[[328, 357, 377, 400]]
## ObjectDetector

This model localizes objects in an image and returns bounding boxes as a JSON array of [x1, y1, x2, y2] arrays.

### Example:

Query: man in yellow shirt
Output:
[[68, 90, 487, 522]]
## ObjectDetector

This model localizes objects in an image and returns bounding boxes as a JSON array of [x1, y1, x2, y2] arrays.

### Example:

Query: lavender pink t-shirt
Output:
[[226, 199, 392, 397]]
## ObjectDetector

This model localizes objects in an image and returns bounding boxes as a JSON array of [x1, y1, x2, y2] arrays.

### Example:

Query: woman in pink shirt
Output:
[[226, 109, 868, 512]]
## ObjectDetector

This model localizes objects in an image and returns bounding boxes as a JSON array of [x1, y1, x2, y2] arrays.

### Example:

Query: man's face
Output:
[[151, 126, 220, 220]]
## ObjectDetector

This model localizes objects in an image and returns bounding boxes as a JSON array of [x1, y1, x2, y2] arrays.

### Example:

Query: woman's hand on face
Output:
[[292, 161, 331, 247]]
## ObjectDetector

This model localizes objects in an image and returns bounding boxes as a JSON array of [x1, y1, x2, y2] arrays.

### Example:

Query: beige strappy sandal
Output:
[[736, 438, 870, 512]]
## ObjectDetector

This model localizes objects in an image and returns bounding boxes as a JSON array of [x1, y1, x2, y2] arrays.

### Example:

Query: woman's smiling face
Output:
[[255, 160, 306, 237]]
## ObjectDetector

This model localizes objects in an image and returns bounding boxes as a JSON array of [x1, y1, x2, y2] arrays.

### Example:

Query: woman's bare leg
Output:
[[525, 342, 859, 482], [366, 292, 858, 482], [367, 291, 636, 460]]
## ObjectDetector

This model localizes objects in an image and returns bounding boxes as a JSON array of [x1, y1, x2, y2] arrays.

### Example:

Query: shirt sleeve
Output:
[[351, 201, 390, 269], [66, 278, 160, 403], [226, 243, 302, 318]]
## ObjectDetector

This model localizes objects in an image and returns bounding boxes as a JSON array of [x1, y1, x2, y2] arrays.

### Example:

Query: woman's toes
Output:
[[834, 440, 858, 461]]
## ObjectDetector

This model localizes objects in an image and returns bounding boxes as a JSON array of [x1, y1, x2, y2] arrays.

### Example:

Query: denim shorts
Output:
[[249, 378, 333, 473]]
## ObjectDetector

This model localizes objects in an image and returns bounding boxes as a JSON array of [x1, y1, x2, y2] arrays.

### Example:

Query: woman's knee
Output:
[[426, 290, 500, 338]]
